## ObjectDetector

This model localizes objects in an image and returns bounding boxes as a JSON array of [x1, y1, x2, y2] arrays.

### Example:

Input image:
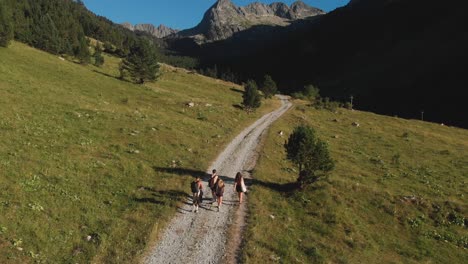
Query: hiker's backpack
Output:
[[191, 181, 199, 193], [209, 176, 216, 188], [214, 179, 223, 195]]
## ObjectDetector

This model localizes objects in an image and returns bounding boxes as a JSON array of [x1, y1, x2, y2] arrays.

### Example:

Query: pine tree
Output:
[[93, 43, 104, 66], [0, 1, 14, 47], [261, 74, 278, 98], [33, 13, 61, 53], [74, 33, 90, 64], [242, 79, 261, 110], [119, 38, 160, 84], [284, 125, 334, 187]]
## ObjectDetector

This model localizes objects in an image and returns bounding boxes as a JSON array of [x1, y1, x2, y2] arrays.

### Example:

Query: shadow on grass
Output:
[[133, 187, 188, 205], [245, 178, 298, 193], [230, 88, 244, 94], [152, 167, 235, 186], [232, 104, 244, 110], [133, 197, 165, 204], [92, 69, 132, 83], [153, 167, 209, 179]]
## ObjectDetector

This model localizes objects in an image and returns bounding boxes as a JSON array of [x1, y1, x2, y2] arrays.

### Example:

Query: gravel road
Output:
[[144, 95, 292, 264]]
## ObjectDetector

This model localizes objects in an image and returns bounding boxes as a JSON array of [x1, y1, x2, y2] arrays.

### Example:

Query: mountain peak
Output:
[[212, 0, 239, 12], [291, 0, 307, 8], [175, 1, 324, 43], [216, 0, 233, 6], [121, 22, 179, 38]]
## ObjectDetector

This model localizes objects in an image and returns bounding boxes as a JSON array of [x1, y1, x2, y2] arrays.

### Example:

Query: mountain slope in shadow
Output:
[[168, 0, 468, 128]]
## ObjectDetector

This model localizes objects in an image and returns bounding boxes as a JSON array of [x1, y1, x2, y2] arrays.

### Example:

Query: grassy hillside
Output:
[[243, 102, 467, 263], [0, 42, 278, 263]]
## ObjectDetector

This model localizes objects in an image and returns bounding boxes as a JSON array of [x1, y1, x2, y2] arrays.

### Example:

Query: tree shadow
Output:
[[133, 197, 165, 204], [133, 187, 189, 205], [177, 206, 192, 213], [230, 87, 244, 94], [245, 178, 298, 193], [232, 104, 244, 110], [199, 204, 217, 212], [92, 69, 132, 83], [153, 167, 209, 179], [218, 175, 235, 184]]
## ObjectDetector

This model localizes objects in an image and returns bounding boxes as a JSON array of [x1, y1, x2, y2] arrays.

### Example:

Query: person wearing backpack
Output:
[[208, 169, 219, 203], [233, 172, 247, 204], [215, 179, 225, 212], [191, 177, 203, 213]]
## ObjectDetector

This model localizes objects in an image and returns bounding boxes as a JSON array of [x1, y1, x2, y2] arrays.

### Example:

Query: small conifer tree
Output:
[[261, 74, 278, 98], [74, 34, 90, 64], [93, 43, 104, 67], [285, 125, 334, 187], [119, 38, 160, 84], [242, 79, 261, 110]]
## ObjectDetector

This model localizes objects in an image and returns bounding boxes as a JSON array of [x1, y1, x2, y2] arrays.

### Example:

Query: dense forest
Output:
[[0, 0, 196, 67], [1, 0, 128, 59]]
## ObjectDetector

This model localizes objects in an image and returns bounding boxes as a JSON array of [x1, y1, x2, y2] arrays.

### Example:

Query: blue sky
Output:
[[82, 0, 350, 30]]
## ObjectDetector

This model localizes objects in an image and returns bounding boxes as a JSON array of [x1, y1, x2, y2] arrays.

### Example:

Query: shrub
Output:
[[314, 97, 341, 112], [291, 92, 306, 100], [303, 84, 320, 100]]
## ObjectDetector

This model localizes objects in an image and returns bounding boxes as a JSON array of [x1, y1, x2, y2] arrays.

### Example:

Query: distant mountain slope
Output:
[[122, 23, 179, 38], [173, 0, 324, 43], [170, 0, 468, 128], [4, 0, 142, 57]]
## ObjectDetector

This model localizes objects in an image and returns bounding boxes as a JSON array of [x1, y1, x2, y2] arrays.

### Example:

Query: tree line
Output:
[[0, 0, 165, 83], [0, 0, 141, 61]]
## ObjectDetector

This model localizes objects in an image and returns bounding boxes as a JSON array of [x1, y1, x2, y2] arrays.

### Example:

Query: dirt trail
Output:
[[144, 95, 292, 264]]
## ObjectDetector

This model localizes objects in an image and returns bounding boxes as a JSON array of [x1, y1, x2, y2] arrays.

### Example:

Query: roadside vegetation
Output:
[[0, 41, 278, 263], [243, 100, 467, 263]]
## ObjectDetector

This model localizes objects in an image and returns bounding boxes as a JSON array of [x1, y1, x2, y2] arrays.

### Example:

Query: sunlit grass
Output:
[[0, 42, 277, 263], [243, 101, 467, 263]]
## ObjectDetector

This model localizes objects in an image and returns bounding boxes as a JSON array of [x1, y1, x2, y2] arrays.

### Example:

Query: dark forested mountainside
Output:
[[169, 0, 468, 128], [0, 0, 197, 68], [2, 0, 136, 58]]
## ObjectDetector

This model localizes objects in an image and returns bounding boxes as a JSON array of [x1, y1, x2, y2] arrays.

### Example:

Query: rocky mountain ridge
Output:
[[175, 0, 324, 43], [121, 23, 179, 38]]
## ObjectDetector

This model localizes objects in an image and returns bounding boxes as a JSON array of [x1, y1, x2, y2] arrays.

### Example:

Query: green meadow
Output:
[[0, 42, 278, 263], [243, 102, 467, 263]]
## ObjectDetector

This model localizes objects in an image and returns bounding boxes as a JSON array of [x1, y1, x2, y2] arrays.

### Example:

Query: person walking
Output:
[[215, 179, 225, 212], [190, 177, 203, 213], [233, 172, 246, 204], [208, 169, 219, 202]]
